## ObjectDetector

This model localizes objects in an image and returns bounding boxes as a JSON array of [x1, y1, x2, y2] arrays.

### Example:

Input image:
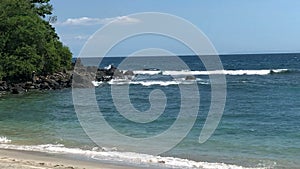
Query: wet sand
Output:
[[0, 149, 141, 169]]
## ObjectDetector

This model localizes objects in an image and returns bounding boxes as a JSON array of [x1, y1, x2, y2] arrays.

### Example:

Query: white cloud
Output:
[[74, 35, 90, 40], [59, 16, 140, 26]]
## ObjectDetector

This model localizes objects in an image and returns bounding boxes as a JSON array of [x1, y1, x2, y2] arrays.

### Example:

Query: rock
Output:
[[86, 66, 98, 73], [46, 79, 60, 89], [94, 66, 136, 82], [25, 81, 33, 86], [113, 69, 125, 79], [0, 81, 7, 86], [124, 70, 134, 76], [0, 71, 73, 95], [72, 71, 94, 88], [40, 82, 51, 90], [0, 63, 139, 92], [0, 81, 8, 91], [185, 75, 196, 80], [95, 70, 107, 81], [24, 81, 33, 89], [123, 70, 135, 80], [11, 86, 24, 94]]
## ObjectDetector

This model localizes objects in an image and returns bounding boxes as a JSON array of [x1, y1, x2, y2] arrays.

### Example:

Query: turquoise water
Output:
[[0, 54, 299, 168]]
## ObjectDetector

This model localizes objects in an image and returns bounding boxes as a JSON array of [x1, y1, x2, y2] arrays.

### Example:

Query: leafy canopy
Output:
[[0, 0, 72, 82]]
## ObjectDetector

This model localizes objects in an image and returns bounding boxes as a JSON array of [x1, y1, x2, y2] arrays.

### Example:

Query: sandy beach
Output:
[[0, 149, 140, 169]]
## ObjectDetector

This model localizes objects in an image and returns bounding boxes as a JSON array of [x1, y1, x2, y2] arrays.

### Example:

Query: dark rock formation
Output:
[[0, 72, 72, 94], [73, 64, 135, 88], [0, 63, 135, 94]]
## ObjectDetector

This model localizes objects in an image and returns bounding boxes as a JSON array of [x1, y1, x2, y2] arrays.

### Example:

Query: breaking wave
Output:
[[92, 78, 209, 87], [133, 69, 291, 76], [92, 69, 294, 87], [0, 136, 11, 144]]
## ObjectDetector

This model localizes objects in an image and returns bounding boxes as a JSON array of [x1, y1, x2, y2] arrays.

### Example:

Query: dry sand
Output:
[[0, 149, 141, 169]]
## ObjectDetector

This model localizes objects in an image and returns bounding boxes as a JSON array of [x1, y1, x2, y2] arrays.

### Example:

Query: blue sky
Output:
[[51, 0, 300, 56]]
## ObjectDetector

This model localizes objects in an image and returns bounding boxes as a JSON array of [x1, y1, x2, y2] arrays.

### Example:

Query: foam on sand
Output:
[[0, 143, 266, 169], [0, 149, 135, 169]]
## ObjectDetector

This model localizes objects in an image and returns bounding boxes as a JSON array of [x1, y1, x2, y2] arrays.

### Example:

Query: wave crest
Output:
[[162, 69, 290, 76]]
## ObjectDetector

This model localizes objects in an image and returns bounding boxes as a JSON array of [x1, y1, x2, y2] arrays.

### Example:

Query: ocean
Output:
[[0, 53, 299, 169]]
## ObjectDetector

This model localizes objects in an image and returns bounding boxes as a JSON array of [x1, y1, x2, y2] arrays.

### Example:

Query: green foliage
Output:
[[0, 0, 72, 82], [29, 0, 53, 18]]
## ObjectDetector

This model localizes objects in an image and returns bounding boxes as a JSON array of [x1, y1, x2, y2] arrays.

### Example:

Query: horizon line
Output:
[[73, 51, 300, 58]]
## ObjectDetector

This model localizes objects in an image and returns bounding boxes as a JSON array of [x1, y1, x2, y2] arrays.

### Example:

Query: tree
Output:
[[0, 0, 72, 82], [29, 0, 53, 18]]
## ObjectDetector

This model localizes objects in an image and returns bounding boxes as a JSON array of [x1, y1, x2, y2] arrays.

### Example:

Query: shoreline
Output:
[[0, 148, 144, 169]]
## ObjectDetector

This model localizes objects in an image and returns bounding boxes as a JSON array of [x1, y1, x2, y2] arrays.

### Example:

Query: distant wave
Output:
[[92, 79, 209, 87], [133, 70, 162, 75], [132, 69, 291, 76], [92, 69, 294, 87], [0, 143, 264, 169]]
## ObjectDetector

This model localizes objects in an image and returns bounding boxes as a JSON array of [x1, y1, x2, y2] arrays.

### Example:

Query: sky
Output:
[[51, 0, 300, 57]]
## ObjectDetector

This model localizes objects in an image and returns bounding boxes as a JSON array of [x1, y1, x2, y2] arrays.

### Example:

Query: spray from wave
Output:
[[0, 136, 11, 144]]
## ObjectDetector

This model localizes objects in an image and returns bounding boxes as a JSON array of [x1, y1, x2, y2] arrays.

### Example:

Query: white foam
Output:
[[92, 69, 289, 87], [108, 79, 132, 85], [271, 69, 289, 73], [135, 81, 180, 86], [133, 70, 162, 75], [162, 69, 288, 76], [92, 152, 265, 169], [0, 136, 11, 144], [98, 80, 200, 86], [130, 69, 289, 76], [0, 144, 264, 169], [104, 64, 113, 70], [91, 81, 103, 87], [218, 70, 270, 76]]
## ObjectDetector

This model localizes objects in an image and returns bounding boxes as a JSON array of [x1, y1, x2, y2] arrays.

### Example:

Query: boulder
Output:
[[10, 84, 25, 94], [0, 81, 8, 91]]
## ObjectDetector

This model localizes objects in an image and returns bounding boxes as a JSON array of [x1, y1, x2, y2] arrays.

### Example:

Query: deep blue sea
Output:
[[0, 54, 299, 169]]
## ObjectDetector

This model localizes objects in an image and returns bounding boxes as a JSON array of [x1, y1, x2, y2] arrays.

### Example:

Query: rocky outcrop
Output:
[[0, 63, 134, 94], [72, 63, 134, 88], [0, 72, 72, 94], [72, 65, 97, 88]]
